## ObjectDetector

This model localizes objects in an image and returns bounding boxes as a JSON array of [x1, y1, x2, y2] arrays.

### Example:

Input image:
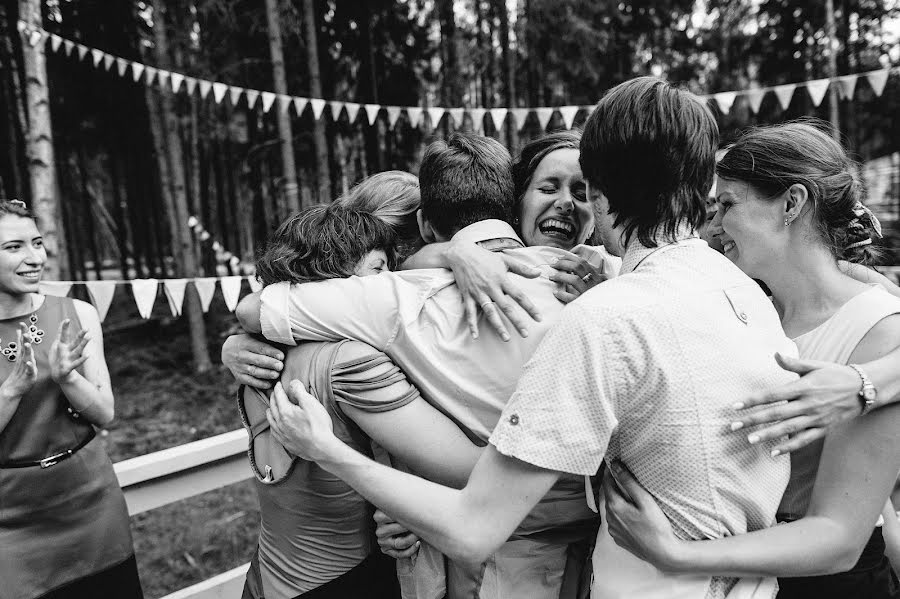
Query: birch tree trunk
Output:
[[18, 0, 67, 279], [0, 3, 25, 200], [302, 0, 332, 203], [496, 0, 518, 152]]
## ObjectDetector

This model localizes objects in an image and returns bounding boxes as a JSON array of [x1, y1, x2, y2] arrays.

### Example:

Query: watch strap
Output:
[[848, 363, 877, 415]]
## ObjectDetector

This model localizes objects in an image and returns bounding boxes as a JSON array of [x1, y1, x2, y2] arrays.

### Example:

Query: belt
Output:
[[0, 428, 96, 469]]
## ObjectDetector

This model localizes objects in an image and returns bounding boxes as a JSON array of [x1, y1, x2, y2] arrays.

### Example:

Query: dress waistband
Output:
[[0, 428, 96, 469]]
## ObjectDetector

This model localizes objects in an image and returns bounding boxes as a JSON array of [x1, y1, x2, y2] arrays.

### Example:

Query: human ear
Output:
[[784, 184, 809, 225], [416, 209, 437, 244]]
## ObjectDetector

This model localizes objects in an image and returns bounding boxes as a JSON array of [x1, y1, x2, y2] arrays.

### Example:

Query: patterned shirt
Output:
[[490, 234, 797, 599]]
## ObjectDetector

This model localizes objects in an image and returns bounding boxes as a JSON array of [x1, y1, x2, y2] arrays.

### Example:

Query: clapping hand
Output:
[[2, 324, 37, 398], [267, 380, 338, 463], [49, 319, 89, 385]]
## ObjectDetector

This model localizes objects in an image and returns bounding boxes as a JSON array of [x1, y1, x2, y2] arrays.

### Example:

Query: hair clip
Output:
[[852, 201, 883, 239], [844, 238, 873, 251], [8, 199, 26, 208]]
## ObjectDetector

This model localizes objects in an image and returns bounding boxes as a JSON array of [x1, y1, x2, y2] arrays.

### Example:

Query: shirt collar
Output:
[[450, 219, 525, 248], [620, 224, 700, 274]]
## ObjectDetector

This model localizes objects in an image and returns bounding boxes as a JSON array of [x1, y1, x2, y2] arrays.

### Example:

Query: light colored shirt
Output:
[[490, 235, 797, 599]]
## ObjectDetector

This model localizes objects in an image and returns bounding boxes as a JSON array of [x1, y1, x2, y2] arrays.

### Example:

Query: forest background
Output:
[[2, 1, 900, 597]]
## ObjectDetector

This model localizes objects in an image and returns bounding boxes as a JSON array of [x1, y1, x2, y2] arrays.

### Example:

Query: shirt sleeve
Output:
[[258, 275, 407, 349], [330, 341, 421, 414], [490, 302, 619, 476]]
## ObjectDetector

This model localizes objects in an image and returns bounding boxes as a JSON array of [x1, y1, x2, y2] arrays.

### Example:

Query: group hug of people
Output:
[[1, 75, 899, 599]]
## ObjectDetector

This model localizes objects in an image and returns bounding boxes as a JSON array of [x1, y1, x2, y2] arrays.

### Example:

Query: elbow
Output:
[[818, 545, 863, 575], [803, 521, 866, 575], [235, 297, 261, 333], [444, 528, 504, 568], [95, 405, 115, 427]]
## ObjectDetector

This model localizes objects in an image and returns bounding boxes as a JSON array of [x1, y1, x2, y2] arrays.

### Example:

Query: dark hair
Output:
[[512, 130, 582, 224], [256, 203, 398, 286], [418, 133, 514, 237], [580, 76, 718, 247], [0, 200, 35, 221], [717, 121, 878, 264]]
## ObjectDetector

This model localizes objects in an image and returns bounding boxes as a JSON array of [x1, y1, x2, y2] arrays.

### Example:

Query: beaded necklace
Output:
[[1, 312, 45, 361]]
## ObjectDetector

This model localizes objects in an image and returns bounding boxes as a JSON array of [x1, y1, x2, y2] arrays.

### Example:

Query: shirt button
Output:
[[509, 414, 520, 426]]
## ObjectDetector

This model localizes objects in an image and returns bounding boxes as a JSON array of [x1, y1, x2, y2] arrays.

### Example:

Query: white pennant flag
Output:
[[511, 108, 530, 131], [50, 34, 62, 52], [364, 104, 381, 125], [310, 98, 327, 119], [162, 279, 187, 317], [145, 66, 158, 85], [386, 106, 403, 129], [838, 75, 858, 100], [345, 102, 361, 123], [229, 86, 244, 106], [131, 279, 159, 319], [219, 276, 243, 312], [170, 72, 185, 93], [535, 108, 554, 131], [805, 79, 830, 107], [277, 94, 292, 113], [773, 84, 795, 111], [745, 89, 766, 114], [329, 101, 345, 121], [559, 106, 579, 129], [247, 276, 263, 293], [199, 80, 212, 99], [157, 70, 171, 91], [867, 70, 889, 97], [426, 107, 445, 128], [90, 48, 104, 67], [185, 77, 197, 96], [292, 97, 309, 116], [245, 89, 260, 109], [261, 92, 277, 113], [194, 278, 217, 313], [39, 281, 72, 298], [406, 107, 424, 128], [713, 92, 737, 115], [447, 108, 465, 127], [85, 281, 116, 322], [63, 39, 75, 56], [469, 108, 486, 133], [103, 53, 115, 71], [212, 82, 228, 104], [131, 62, 145, 82], [116, 57, 128, 77], [77, 44, 89, 60], [488, 108, 508, 130]]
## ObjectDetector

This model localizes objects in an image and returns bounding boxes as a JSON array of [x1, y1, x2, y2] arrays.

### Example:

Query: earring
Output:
[[784, 216, 791, 227]]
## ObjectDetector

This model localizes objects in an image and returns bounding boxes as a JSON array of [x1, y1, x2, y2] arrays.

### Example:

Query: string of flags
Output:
[[18, 20, 899, 133], [39, 275, 262, 322], [187, 215, 251, 274]]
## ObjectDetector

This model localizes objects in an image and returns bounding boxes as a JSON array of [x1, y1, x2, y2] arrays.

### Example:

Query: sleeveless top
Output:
[[241, 340, 418, 599], [778, 286, 900, 519]]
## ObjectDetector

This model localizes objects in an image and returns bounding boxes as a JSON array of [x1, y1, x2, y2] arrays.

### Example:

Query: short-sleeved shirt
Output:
[[490, 235, 798, 599]]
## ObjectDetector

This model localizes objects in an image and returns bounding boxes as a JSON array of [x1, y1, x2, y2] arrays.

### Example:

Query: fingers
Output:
[[494, 295, 531, 339], [376, 522, 412, 540], [735, 383, 804, 410], [479, 298, 511, 342], [730, 400, 805, 430], [269, 382, 286, 422], [241, 350, 284, 375], [237, 373, 278, 390], [609, 461, 648, 507], [23, 343, 35, 377], [71, 330, 89, 355], [549, 271, 587, 294], [502, 282, 542, 323], [771, 428, 826, 455], [373, 509, 393, 525], [774, 352, 829, 376], [69, 355, 89, 372], [554, 288, 580, 304], [242, 363, 282, 384], [501, 256, 541, 279], [464, 296, 480, 340], [744, 415, 816, 451], [388, 541, 421, 560], [56, 319, 71, 345]]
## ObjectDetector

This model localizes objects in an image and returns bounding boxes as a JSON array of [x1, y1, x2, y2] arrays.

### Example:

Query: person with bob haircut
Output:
[[261, 76, 798, 599]]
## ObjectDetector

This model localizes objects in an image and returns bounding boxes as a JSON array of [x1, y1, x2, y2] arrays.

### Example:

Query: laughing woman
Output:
[[0, 200, 141, 599]]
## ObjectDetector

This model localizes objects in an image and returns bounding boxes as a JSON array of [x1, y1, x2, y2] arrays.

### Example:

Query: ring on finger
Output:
[[581, 273, 593, 283], [480, 300, 495, 310]]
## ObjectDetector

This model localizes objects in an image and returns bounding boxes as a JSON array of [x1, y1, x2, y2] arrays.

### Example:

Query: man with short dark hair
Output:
[[265, 77, 799, 599]]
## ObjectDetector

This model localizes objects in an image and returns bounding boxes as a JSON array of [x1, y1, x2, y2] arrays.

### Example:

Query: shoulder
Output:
[[71, 298, 101, 327]]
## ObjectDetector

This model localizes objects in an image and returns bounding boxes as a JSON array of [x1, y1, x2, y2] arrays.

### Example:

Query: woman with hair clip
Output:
[[602, 121, 900, 599], [0, 200, 142, 599]]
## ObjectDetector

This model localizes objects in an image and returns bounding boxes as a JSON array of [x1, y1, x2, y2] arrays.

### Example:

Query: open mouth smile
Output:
[[538, 218, 577, 240]]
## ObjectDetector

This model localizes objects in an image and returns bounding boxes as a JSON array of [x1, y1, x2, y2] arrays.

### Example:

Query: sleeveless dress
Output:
[[777, 285, 900, 599], [0, 295, 140, 599]]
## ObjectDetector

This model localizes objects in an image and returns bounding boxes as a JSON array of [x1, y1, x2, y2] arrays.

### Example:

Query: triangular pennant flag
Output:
[[170, 72, 185, 93], [866, 69, 889, 97], [773, 84, 796, 111], [805, 79, 830, 107], [39, 281, 72, 298], [144, 66, 158, 85], [745, 88, 766, 114], [131, 279, 159, 319], [85, 281, 116, 322], [247, 276, 263, 293], [212, 82, 228, 104], [185, 77, 197, 96], [535, 108, 554, 131], [386, 106, 402, 129], [511, 108, 530, 131], [345, 102, 361, 123], [131, 62, 145, 82], [90, 48, 104, 67], [245, 89, 260, 109], [194, 278, 217, 313], [116, 57, 128, 77], [261, 91, 277, 113], [103, 53, 115, 71], [162, 278, 187, 317], [713, 92, 737, 115], [447, 108, 465, 127], [157, 70, 171, 90], [406, 106, 424, 128], [469, 108, 486, 133], [559, 106, 579, 129], [838, 75, 858, 100], [77, 44, 89, 61], [292, 96, 309, 116], [364, 104, 381, 125], [229, 86, 244, 107], [488, 108, 508, 130], [219, 276, 243, 312], [277, 94, 292, 113], [50, 34, 62, 52], [63, 39, 75, 56], [426, 107, 445, 128], [329, 101, 345, 121], [199, 80, 212, 99], [310, 98, 327, 119]]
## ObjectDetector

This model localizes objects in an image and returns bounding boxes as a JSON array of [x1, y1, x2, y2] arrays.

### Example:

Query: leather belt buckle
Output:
[[40, 449, 71, 469]]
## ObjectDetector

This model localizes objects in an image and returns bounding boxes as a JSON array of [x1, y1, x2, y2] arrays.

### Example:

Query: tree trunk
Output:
[[0, 3, 25, 201], [302, 0, 332, 202], [265, 0, 301, 212], [18, 0, 66, 280], [496, 0, 518, 152], [439, 0, 464, 107], [149, 0, 211, 372]]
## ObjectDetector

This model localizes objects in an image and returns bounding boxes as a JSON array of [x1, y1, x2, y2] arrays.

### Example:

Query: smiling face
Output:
[[0, 215, 46, 296], [518, 148, 594, 250], [354, 249, 390, 276]]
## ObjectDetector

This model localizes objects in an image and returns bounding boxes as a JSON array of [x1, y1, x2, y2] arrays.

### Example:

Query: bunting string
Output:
[[19, 21, 900, 133]]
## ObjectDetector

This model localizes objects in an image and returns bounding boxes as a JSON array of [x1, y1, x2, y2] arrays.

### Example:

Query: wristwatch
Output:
[[848, 364, 877, 415]]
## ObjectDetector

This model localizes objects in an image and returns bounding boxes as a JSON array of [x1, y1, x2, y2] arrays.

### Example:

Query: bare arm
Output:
[[840, 261, 900, 299], [235, 292, 263, 334], [881, 499, 900, 579]]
